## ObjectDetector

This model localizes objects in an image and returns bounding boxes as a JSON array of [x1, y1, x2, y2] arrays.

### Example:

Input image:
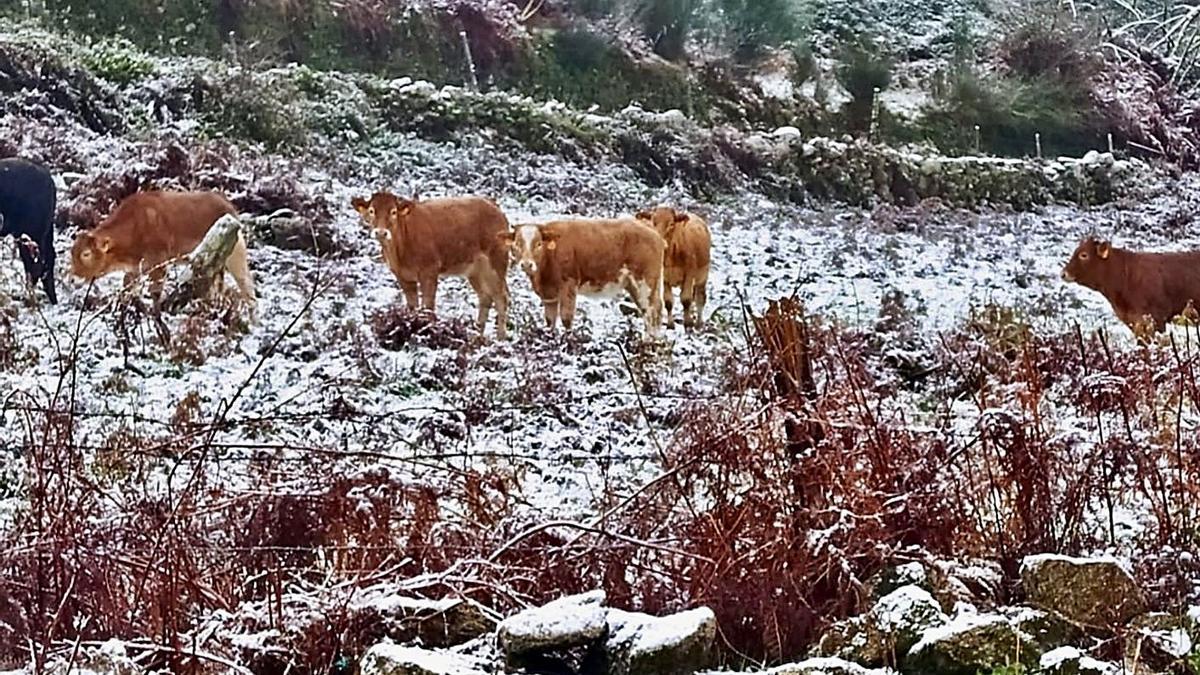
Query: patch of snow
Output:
[[361, 643, 488, 675]]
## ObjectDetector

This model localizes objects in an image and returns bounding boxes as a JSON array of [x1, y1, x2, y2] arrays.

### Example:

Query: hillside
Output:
[[0, 1, 1198, 675]]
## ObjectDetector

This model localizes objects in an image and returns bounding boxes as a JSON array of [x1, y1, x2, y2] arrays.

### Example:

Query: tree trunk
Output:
[[161, 214, 241, 313]]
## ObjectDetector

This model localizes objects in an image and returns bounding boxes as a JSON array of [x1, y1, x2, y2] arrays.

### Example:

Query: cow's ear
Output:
[[497, 230, 516, 246], [397, 200, 414, 217], [98, 236, 113, 254], [635, 210, 651, 221], [351, 197, 369, 217], [673, 211, 690, 224], [541, 229, 560, 251], [1098, 240, 1111, 259]]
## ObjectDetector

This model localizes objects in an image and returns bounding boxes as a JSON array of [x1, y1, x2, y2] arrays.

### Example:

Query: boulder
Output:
[[872, 585, 949, 656], [905, 613, 1036, 675], [1125, 612, 1196, 670], [1002, 607, 1086, 652], [605, 607, 716, 675], [815, 616, 888, 666], [764, 657, 900, 675], [497, 590, 608, 663], [816, 585, 947, 666], [1020, 555, 1146, 626], [1039, 646, 1120, 675], [359, 643, 488, 675], [350, 592, 495, 648]]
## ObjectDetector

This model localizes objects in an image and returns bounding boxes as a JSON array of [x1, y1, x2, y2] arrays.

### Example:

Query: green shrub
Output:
[[80, 37, 156, 85], [639, 0, 697, 60], [835, 37, 891, 133], [551, 26, 614, 72], [718, 0, 806, 60]]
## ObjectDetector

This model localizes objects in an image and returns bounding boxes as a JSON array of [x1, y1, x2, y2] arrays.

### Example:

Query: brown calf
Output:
[[70, 190, 256, 307], [502, 218, 665, 335], [352, 192, 510, 340], [1062, 236, 1200, 333], [636, 206, 711, 330]]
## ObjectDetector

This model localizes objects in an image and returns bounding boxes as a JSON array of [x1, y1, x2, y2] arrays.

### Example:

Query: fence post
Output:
[[1035, 132, 1042, 160], [460, 30, 479, 91]]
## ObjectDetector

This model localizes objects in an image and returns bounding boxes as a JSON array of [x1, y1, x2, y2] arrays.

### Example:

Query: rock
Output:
[[1020, 554, 1146, 626], [351, 592, 495, 648], [249, 211, 357, 258], [605, 607, 716, 675], [1125, 612, 1196, 670], [871, 585, 948, 656], [360, 643, 488, 675], [497, 590, 608, 663], [1003, 606, 1086, 652], [763, 656, 900, 675], [905, 613, 1036, 675], [773, 126, 802, 140], [815, 616, 888, 666], [816, 585, 947, 666], [1040, 646, 1120, 675]]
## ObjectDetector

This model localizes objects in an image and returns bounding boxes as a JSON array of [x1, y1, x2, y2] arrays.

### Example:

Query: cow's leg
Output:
[[419, 273, 439, 313], [680, 277, 696, 331], [693, 276, 708, 330], [225, 236, 257, 306], [39, 231, 57, 305], [147, 266, 167, 305], [493, 269, 510, 341], [16, 236, 40, 289], [399, 280, 420, 310], [543, 296, 560, 330], [644, 275, 663, 337], [560, 283, 578, 331], [467, 270, 492, 334], [663, 284, 676, 330]]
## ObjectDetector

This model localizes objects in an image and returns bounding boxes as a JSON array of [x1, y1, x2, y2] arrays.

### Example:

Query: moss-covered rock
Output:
[[1039, 646, 1120, 675], [904, 613, 1037, 675], [1020, 554, 1147, 627], [816, 585, 948, 666], [1002, 607, 1087, 653]]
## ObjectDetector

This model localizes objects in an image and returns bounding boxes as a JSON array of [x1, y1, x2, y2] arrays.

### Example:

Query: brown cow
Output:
[[352, 192, 510, 340], [635, 206, 711, 330], [1062, 236, 1200, 333], [70, 190, 256, 308], [502, 218, 665, 335]]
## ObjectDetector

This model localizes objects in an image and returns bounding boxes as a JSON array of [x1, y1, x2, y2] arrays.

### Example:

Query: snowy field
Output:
[[1, 131, 1197, 529]]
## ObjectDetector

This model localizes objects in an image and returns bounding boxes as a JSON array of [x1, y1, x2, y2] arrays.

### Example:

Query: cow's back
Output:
[[668, 215, 711, 274], [0, 158, 55, 234], [100, 191, 238, 262], [402, 197, 508, 273], [546, 218, 664, 285]]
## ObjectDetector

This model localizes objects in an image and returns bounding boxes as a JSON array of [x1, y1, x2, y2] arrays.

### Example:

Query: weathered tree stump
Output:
[[160, 214, 241, 313]]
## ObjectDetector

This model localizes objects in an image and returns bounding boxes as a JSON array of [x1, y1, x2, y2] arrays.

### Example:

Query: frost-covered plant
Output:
[[717, 0, 807, 60], [79, 37, 156, 85]]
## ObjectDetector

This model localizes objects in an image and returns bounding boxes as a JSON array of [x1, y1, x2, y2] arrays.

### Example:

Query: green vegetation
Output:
[[639, 0, 697, 60], [718, 0, 807, 60]]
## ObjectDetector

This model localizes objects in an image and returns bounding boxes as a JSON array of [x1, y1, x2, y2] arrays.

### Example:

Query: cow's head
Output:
[[636, 206, 689, 242], [352, 192, 417, 244], [1062, 236, 1113, 289], [500, 224, 558, 277], [69, 231, 116, 280]]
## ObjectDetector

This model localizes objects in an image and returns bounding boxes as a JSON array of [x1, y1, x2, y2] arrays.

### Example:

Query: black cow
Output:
[[0, 158, 57, 303]]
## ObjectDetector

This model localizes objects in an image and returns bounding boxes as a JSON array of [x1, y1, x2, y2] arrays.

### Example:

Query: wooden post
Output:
[[1107, 133, 1114, 154], [869, 87, 882, 141], [1035, 132, 1042, 160], [974, 125, 981, 153], [161, 214, 242, 313], [461, 30, 479, 91]]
